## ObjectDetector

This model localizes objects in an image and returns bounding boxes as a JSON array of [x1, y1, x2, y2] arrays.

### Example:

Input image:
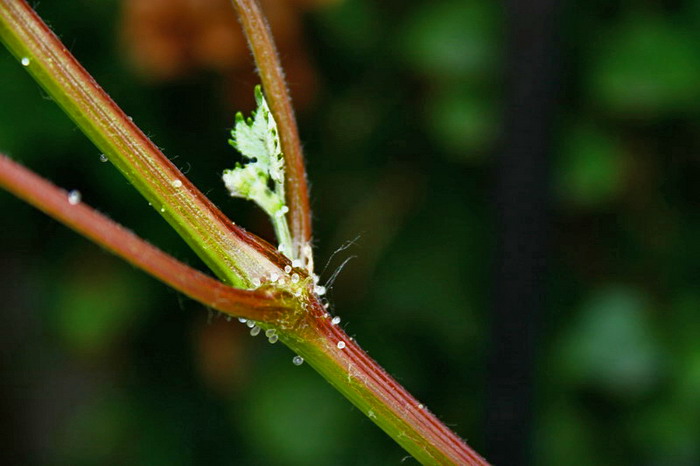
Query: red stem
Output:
[[0, 154, 289, 322], [231, 0, 313, 259]]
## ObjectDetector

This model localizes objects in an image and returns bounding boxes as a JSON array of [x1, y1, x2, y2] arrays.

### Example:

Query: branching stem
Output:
[[0, 0, 288, 288], [0, 2, 490, 464]]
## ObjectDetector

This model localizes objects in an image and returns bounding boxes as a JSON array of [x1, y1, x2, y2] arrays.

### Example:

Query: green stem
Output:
[[0, 0, 286, 288], [270, 211, 294, 261]]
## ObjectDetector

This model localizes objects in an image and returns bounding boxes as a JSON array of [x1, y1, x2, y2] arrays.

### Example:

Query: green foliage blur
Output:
[[1, 0, 700, 464]]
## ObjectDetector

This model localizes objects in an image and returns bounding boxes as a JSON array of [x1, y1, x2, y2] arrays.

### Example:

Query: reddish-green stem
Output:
[[0, 154, 289, 322], [0, 0, 288, 288], [0, 2, 490, 464], [231, 0, 313, 262], [282, 296, 489, 465]]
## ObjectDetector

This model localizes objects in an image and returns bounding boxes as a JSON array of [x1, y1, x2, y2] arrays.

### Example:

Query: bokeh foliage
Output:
[[1, 0, 700, 464]]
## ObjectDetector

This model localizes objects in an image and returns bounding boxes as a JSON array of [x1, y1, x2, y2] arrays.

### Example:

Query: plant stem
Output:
[[0, 0, 287, 288], [1, 149, 489, 464], [282, 297, 489, 465], [231, 0, 313, 264], [0, 154, 290, 322], [0, 2, 490, 463]]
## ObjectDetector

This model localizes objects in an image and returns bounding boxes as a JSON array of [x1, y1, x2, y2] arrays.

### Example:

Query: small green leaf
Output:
[[228, 85, 284, 183], [223, 85, 293, 260]]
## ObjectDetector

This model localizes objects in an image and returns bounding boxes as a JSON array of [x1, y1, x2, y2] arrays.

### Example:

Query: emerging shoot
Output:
[[223, 85, 294, 262]]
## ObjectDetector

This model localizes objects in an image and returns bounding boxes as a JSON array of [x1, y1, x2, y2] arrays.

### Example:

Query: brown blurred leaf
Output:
[[120, 0, 338, 108]]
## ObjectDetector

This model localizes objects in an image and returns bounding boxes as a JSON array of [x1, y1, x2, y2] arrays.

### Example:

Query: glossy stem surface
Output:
[[0, 0, 286, 288]]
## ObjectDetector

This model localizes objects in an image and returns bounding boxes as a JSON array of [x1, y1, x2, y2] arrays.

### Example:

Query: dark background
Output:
[[2, 0, 700, 464]]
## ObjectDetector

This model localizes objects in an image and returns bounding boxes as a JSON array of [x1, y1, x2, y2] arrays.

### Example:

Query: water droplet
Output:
[[67, 190, 81, 205], [268, 334, 279, 344], [252, 278, 261, 287], [160, 207, 165, 213], [270, 273, 279, 282], [291, 273, 299, 283], [250, 326, 261, 336], [238, 317, 247, 323], [292, 259, 302, 268], [292, 356, 304, 366], [265, 329, 276, 338], [284, 265, 292, 274], [315, 285, 326, 296], [171, 179, 182, 188], [418, 404, 424, 409], [21, 57, 30, 66], [99, 154, 108, 163], [246, 320, 255, 328], [337, 341, 346, 349], [331, 316, 341, 325]]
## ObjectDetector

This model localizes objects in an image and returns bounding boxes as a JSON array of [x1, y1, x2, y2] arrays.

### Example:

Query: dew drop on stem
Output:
[[292, 356, 304, 366], [99, 154, 108, 163], [250, 326, 261, 336], [21, 57, 30, 66], [67, 190, 81, 205]]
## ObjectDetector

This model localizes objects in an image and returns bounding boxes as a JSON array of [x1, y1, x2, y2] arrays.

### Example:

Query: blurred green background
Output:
[[1, 0, 700, 464]]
